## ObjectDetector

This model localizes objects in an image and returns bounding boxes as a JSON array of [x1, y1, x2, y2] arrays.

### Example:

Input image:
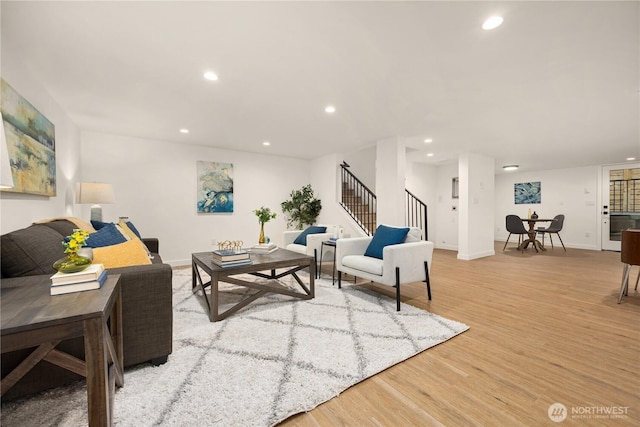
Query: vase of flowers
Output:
[[253, 206, 277, 244], [53, 229, 93, 273]]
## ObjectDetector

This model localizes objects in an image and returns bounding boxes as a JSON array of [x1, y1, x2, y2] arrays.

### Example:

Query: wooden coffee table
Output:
[[192, 249, 315, 322], [1, 274, 123, 426]]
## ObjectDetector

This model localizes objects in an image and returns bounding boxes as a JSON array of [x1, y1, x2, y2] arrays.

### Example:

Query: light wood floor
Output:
[[280, 243, 639, 426]]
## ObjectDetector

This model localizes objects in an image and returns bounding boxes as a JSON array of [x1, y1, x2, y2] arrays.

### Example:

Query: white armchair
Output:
[[283, 225, 336, 278], [336, 226, 433, 311]]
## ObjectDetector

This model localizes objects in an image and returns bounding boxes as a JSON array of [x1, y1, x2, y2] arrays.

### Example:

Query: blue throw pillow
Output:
[[293, 226, 327, 246], [91, 220, 110, 230], [364, 225, 410, 259], [86, 223, 127, 248], [125, 221, 142, 238]]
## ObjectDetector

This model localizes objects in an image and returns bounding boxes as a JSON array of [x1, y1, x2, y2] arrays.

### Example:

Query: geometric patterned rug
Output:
[[0, 268, 468, 427]]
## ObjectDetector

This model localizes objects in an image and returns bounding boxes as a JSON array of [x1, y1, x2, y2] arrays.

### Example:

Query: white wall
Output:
[[342, 144, 376, 192], [434, 162, 459, 250], [81, 132, 311, 265], [0, 43, 81, 234], [494, 165, 600, 250]]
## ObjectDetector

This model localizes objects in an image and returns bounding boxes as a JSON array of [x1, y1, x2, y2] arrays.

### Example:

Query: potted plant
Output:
[[281, 184, 322, 230], [253, 206, 277, 243]]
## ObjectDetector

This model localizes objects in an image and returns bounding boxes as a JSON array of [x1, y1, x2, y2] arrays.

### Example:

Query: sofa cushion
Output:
[[293, 226, 327, 245], [364, 225, 410, 259], [1, 225, 65, 277], [93, 238, 152, 268], [342, 255, 383, 276], [286, 243, 307, 255], [86, 223, 128, 248]]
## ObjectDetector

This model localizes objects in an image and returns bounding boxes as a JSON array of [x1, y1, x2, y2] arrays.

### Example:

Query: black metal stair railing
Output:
[[339, 163, 377, 235], [405, 189, 428, 240]]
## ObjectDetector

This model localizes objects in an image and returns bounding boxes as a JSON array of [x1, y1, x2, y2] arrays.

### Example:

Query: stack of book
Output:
[[250, 242, 278, 254], [50, 263, 108, 295], [212, 249, 252, 267]]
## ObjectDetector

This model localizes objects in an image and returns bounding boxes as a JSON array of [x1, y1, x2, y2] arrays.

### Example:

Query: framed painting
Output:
[[514, 181, 541, 204], [197, 161, 234, 213], [0, 79, 56, 196]]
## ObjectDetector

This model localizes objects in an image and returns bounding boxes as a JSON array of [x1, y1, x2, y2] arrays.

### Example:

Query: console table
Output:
[[1, 274, 123, 426]]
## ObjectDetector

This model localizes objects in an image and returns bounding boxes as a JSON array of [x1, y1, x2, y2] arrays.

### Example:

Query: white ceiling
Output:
[[2, 1, 639, 172]]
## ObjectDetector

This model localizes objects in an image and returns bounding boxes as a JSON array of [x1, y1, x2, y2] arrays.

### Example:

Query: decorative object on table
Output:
[[196, 160, 234, 213], [531, 211, 539, 219], [77, 182, 116, 222], [280, 184, 322, 229], [50, 266, 108, 295], [514, 181, 541, 204], [52, 229, 92, 273], [253, 206, 277, 244], [216, 240, 243, 252], [0, 79, 56, 196]]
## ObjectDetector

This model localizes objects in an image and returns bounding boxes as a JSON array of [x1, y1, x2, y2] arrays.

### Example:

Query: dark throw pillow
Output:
[[293, 226, 327, 246], [85, 223, 127, 248], [364, 225, 410, 259]]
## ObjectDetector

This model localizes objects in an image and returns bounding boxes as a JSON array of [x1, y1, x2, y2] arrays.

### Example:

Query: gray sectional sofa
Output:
[[1, 219, 173, 400]]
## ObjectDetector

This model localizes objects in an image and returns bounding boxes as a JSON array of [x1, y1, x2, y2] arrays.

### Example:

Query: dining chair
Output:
[[536, 214, 566, 251], [618, 229, 640, 303], [503, 215, 529, 252]]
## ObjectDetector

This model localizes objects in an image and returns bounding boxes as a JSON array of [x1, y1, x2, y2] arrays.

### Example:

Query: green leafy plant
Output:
[[62, 229, 89, 254], [281, 184, 322, 230], [253, 206, 277, 224]]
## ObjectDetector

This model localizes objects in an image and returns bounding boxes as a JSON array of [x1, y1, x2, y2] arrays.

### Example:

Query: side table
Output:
[[1, 273, 123, 426], [319, 239, 337, 284]]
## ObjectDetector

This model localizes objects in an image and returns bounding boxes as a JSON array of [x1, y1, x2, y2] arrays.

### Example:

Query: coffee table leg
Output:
[[209, 273, 219, 322], [84, 317, 110, 426]]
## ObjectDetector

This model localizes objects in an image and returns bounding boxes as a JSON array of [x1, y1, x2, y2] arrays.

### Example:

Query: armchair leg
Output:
[[424, 261, 431, 300], [337, 270, 342, 289], [395, 267, 401, 311]]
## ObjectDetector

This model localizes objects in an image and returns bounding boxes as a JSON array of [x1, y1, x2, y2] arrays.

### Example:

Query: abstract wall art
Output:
[[514, 181, 541, 204], [196, 161, 234, 213], [1, 79, 56, 196]]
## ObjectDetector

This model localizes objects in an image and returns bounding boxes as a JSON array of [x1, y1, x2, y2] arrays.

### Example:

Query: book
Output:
[[50, 263, 106, 286], [250, 243, 278, 253], [211, 258, 253, 268], [212, 249, 249, 262], [50, 270, 108, 295]]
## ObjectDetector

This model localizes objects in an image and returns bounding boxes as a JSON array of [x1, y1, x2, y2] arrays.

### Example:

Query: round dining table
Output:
[[518, 217, 554, 252]]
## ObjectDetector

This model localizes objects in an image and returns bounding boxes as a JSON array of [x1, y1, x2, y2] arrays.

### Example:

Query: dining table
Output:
[[518, 217, 554, 252]]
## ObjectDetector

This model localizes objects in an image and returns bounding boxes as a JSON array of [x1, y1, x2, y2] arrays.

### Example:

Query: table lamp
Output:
[[77, 182, 115, 222]]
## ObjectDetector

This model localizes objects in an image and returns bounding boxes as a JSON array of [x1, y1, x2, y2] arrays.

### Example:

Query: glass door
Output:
[[602, 164, 640, 251]]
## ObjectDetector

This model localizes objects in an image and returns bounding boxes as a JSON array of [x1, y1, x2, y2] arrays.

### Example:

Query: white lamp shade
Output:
[[0, 115, 14, 189], [77, 182, 116, 204]]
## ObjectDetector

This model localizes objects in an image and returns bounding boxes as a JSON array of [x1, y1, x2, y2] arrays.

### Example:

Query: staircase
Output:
[[339, 162, 428, 239]]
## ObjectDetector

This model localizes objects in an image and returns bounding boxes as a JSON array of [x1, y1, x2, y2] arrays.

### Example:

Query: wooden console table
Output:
[[1, 274, 123, 426]]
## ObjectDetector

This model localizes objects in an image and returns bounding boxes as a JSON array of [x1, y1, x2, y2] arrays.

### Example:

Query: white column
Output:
[[458, 153, 496, 260], [375, 137, 406, 227]]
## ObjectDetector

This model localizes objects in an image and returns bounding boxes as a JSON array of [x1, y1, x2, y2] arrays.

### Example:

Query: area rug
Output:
[[1, 268, 468, 426]]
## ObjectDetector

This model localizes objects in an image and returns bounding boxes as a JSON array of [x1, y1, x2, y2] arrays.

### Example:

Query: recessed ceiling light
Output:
[[503, 165, 519, 171], [325, 105, 336, 114], [263, 141, 271, 146], [426, 153, 434, 157], [179, 128, 189, 134], [482, 16, 503, 30], [424, 138, 433, 144], [627, 157, 636, 161], [203, 71, 218, 81]]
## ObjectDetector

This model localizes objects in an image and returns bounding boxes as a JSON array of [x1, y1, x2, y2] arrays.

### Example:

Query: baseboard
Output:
[[457, 250, 496, 260]]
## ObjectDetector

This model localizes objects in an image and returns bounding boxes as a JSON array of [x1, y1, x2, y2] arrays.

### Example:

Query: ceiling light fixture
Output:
[[427, 153, 434, 157], [203, 71, 218, 81], [424, 138, 433, 143], [627, 157, 636, 161], [482, 16, 504, 30], [503, 165, 519, 171], [179, 128, 189, 134], [325, 105, 336, 114], [263, 141, 271, 146]]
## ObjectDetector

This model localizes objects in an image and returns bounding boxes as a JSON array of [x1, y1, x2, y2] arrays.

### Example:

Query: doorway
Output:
[[601, 164, 640, 251]]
